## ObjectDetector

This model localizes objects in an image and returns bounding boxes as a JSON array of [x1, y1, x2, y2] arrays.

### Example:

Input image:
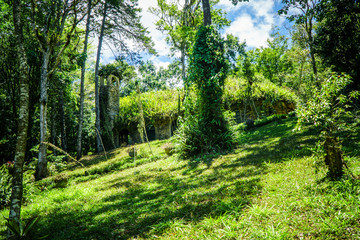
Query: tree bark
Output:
[[324, 135, 344, 179], [77, 0, 92, 160], [59, 88, 68, 156], [201, 0, 211, 26], [35, 48, 50, 181], [8, 0, 30, 236], [94, 0, 108, 153]]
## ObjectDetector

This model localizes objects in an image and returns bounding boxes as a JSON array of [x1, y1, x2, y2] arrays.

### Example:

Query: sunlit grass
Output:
[[1, 117, 359, 239]]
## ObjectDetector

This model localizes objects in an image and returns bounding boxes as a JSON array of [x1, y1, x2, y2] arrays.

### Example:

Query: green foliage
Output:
[[315, 0, 360, 88], [297, 73, 359, 133], [99, 60, 136, 83], [296, 73, 359, 178], [178, 26, 234, 156], [1, 118, 359, 239], [223, 77, 299, 116], [5, 216, 44, 240], [0, 164, 12, 209], [117, 89, 182, 131], [150, 0, 230, 58]]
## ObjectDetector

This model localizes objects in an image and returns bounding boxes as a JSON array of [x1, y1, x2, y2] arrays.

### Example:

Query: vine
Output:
[[178, 25, 234, 156]]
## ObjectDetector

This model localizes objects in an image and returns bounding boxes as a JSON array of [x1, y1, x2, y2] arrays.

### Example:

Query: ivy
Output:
[[178, 26, 234, 157]]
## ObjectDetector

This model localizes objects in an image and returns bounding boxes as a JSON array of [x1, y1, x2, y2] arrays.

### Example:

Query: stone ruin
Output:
[[100, 76, 296, 150], [99, 74, 120, 150], [100, 76, 177, 150]]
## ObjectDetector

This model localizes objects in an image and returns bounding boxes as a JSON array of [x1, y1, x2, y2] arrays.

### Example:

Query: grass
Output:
[[1, 117, 359, 239]]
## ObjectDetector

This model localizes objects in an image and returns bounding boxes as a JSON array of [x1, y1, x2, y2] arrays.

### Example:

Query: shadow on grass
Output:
[[230, 118, 319, 166], [14, 118, 321, 240], [31, 155, 264, 239]]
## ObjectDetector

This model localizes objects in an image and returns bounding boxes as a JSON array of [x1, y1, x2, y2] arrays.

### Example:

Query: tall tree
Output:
[[201, 0, 211, 25], [31, 0, 84, 180], [94, 0, 107, 153], [279, 0, 320, 85], [77, 0, 92, 159], [93, 0, 154, 153], [8, 0, 30, 235], [151, 0, 230, 91]]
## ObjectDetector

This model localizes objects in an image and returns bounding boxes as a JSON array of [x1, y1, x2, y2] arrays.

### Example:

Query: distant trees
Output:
[[256, 30, 293, 85], [279, 0, 320, 85]]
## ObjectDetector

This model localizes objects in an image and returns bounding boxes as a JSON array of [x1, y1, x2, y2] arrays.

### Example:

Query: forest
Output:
[[1, 0, 360, 239]]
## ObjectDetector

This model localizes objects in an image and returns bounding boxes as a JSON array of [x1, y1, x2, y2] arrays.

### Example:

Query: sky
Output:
[[100, 0, 288, 68]]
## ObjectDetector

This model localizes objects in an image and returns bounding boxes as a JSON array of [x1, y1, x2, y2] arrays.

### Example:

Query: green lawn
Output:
[[1, 117, 359, 239]]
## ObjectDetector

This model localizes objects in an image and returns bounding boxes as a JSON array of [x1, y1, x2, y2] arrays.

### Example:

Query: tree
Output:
[[7, 0, 30, 235], [94, 0, 108, 153], [179, 25, 233, 156], [93, 0, 154, 153], [150, 0, 230, 90], [77, 0, 92, 160], [314, 0, 360, 89], [31, 0, 84, 180], [297, 73, 359, 179], [279, 0, 320, 86], [201, 0, 248, 25], [256, 30, 293, 85]]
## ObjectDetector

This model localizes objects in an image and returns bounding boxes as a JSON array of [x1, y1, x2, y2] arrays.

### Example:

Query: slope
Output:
[[1, 116, 359, 239]]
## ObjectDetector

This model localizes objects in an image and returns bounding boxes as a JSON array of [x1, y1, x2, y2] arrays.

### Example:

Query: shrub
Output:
[[297, 73, 359, 179]]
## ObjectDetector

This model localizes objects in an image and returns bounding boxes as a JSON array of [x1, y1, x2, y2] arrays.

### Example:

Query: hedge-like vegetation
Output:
[[116, 77, 299, 130]]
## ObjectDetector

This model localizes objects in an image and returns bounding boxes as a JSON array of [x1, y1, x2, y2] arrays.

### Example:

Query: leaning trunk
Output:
[[76, 0, 92, 159], [35, 48, 50, 180], [8, 0, 30, 235], [94, 1, 108, 153], [324, 134, 344, 179]]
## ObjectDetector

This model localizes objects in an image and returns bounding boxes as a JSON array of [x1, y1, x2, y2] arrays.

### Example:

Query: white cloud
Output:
[[218, 0, 283, 48], [138, 0, 172, 56], [96, 0, 286, 65]]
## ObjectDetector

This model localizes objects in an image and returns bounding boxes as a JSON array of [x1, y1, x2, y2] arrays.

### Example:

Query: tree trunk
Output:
[[77, 0, 92, 160], [35, 48, 50, 180], [94, 0, 108, 153], [180, 48, 188, 94], [8, 0, 30, 236], [306, 17, 319, 87], [50, 101, 57, 155], [59, 88, 68, 157], [201, 0, 211, 26], [324, 135, 344, 179]]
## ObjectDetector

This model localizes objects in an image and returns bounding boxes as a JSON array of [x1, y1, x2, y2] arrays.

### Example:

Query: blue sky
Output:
[[100, 0, 288, 68]]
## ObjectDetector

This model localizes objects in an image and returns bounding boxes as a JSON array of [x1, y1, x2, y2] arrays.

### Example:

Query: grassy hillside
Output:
[[1, 117, 359, 239]]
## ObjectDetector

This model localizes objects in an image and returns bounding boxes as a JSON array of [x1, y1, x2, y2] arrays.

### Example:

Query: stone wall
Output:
[[100, 75, 120, 150], [154, 118, 172, 140]]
